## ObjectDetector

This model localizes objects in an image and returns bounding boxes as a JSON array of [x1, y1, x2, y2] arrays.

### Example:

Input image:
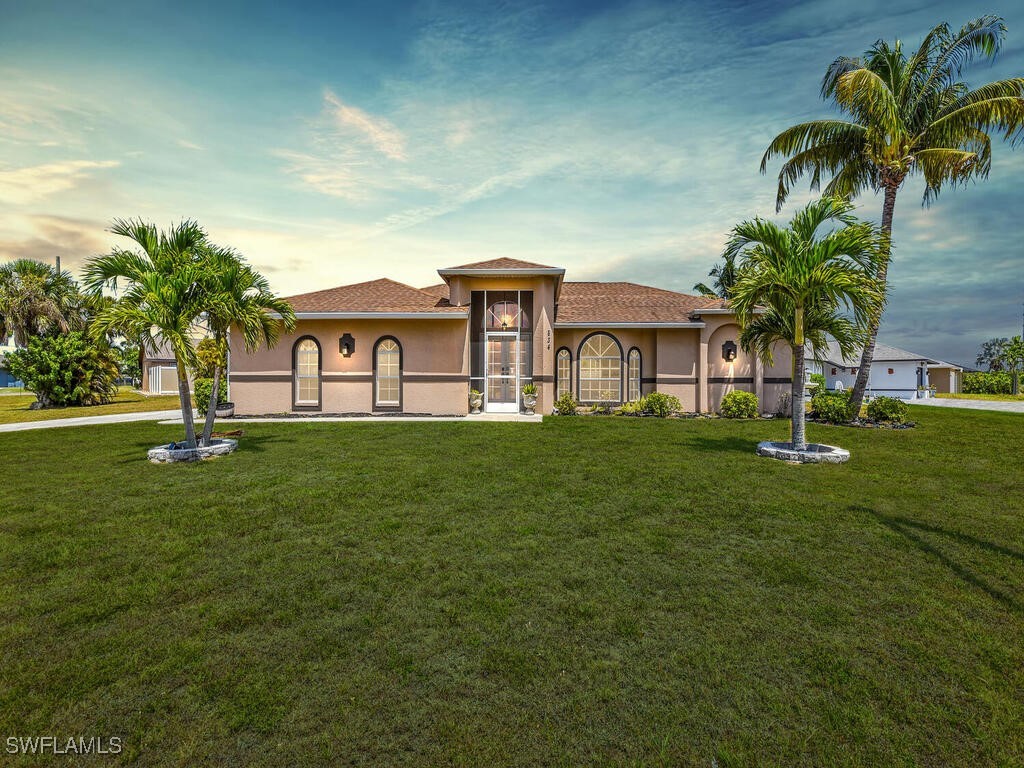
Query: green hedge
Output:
[[811, 389, 854, 423], [194, 377, 228, 414], [720, 390, 759, 418], [962, 371, 1013, 394], [866, 396, 909, 424]]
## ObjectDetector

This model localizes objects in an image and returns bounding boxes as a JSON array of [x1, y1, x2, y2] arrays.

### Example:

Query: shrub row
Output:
[[962, 371, 1013, 394]]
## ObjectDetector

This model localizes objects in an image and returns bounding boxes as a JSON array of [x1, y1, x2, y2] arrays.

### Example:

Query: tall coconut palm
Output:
[[0, 259, 80, 345], [198, 246, 295, 447], [761, 16, 1024, 417], [728, 198, 885, 451], [693, 252, 738, 299], [84, 219, 210, 448]]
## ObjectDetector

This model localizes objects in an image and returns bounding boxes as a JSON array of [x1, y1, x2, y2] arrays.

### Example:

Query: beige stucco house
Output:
[[228, 258, 794, 416]]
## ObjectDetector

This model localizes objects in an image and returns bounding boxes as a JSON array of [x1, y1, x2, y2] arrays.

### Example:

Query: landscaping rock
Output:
[[756, 441, 850, 464], [148, 438, 237, 463]]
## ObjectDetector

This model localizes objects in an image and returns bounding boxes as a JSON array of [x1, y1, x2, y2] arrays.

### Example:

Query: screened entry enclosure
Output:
[[470, 291, 533, 412]]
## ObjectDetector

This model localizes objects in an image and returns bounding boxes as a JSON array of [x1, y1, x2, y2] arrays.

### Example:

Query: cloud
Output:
[[0, 160, 119, 204], [176, 139, 204, 151], [0, 214, 112, 273], [323, 90, 406, 161]]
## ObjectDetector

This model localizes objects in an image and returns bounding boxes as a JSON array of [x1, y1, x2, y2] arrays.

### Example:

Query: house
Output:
[[808, 341, 963, 398], [228, 258, 795, 416], [140, 324, 211, 394], [1, 335, 22, 387]]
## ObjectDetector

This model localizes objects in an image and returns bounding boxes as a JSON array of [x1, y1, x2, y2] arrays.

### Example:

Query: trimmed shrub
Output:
[[616, 397, 647, 416], [808, 373, 827, 391], [553, 391, 578, 415], [866, 396, 909, 424], [6, 332, 119, 407], [194, 377, 228, 414], [720, 390, 759, 418], [962, 371, 1012, 395], [644, 391, 682, 417], [811, 389, 854, 423]]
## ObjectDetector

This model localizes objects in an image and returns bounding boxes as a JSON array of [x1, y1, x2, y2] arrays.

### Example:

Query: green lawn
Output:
[[0, 387, 181, 424], [1, 409, 1021, 766], [936, 392, 1024, 402]]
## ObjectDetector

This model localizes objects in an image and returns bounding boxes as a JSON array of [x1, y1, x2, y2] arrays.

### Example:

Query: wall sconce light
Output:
[[722, 340, 737, 362], [339, 333, 355, 357]]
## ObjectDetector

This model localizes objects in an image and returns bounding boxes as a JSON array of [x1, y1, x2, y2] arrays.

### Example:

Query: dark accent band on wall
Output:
[[322, 374, 373, 382], [653, 377, 698, 385], [707, 377, 754, 384], [229, 374, 291, 383], [402, 374, 470, 383], [533, 375, 554, 383], [763, 377, 793, 384]]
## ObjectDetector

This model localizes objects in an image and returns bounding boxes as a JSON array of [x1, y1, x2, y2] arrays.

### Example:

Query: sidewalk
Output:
[[0, 410, 182, 433]]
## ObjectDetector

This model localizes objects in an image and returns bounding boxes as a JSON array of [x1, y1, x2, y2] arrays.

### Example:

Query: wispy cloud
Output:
[[0, 160, 119, 204], [323, 90, 406, 160], [176, 139, 204, 151]]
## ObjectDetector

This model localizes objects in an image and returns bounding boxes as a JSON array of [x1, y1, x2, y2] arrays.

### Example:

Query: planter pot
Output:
[[215, 402, 235, 418], [522, 394, 537, 415], [469, 394, 483, 415]]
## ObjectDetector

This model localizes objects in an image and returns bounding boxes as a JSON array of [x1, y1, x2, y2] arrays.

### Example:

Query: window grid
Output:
[[628, 349, 641, 401], [376, 339, 400, 406], [557, 350, 571, 397], [579, 334, 621, 403], [295, 339, 319, 405]]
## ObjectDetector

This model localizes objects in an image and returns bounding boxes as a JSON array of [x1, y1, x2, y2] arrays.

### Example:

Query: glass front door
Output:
[[486, 333, 519, 412]]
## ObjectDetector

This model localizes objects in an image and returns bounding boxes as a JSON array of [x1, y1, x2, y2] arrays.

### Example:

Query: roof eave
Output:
[[554, 321, 706, 329], [276, 311, 469, 320]]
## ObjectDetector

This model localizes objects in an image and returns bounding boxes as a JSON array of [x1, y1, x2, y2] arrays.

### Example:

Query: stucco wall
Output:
[[229, 317, 469, 415]]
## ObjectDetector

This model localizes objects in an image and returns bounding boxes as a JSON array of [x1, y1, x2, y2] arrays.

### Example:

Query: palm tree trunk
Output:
[[791, 343, 807, 451], [175, 357, 197, 448], [849, 182, 898, 418], [200, 365, 221, 447]]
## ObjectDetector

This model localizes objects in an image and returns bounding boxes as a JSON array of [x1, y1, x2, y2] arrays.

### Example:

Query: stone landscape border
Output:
[[148, 438, 238, 463], [756, 440, 850, 464]]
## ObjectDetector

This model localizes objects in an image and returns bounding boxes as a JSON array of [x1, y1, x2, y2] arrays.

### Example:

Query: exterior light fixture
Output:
[[722, 340, 737, 362], [339, 333, 355, 357]]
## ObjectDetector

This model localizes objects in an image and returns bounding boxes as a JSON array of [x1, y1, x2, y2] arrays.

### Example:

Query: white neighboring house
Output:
[[806, 341, 963, 399], [1, 335, 23, 387]]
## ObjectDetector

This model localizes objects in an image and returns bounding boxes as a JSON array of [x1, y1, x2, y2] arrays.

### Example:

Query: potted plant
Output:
[[215, 401, 235, 418], [468, 389, 483, 414], [521, 383, 538, 415]]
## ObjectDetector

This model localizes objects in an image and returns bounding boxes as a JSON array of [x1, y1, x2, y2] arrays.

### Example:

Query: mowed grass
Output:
[[1, 408, 1022, 766], [0, 387, 180, 424]]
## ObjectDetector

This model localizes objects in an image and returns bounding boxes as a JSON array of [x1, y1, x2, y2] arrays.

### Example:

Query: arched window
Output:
[[556, 348, 571, 397], [374, 337, 401, 409], [578, 333, 622, 403], [486, 298, 529, 330], [293, 337, 321, 409], [628, 348, 641, 401]]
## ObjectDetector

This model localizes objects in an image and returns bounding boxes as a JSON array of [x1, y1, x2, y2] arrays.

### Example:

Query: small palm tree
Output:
[[728, 198, 885, 451], [0, 259, 81, 346], [693, 252, 738, 299], [197, 246, 295, 447], [761, 16, 1024, 416], [84, 219, 210, 448]]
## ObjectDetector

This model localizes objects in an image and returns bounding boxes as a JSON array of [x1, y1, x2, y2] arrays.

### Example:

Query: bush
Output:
[[616, 396, 647, 416], [5, 332, 119, 407], [962, 371, 1012, 394], [193, 337, 227, 378], [810, 389, 854, 423], [720, 390, 759, 418], [553, 391, 578, 415], [194, 376, 228, 414], [866, 396, 909, 424], [808, 373, 827, 391], [644, 391, 682, 417]]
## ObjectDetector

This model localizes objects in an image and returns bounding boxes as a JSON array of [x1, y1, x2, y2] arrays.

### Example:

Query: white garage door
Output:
[[149, 366, 179, 394]]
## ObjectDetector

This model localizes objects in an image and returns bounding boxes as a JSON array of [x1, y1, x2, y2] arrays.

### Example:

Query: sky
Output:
[[0, 0, 1021, 367]]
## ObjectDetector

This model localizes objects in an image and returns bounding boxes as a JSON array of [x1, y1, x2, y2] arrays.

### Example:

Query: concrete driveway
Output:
[[912, 398, 1024, 414]]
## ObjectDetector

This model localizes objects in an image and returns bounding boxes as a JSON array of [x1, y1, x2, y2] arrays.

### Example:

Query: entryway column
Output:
[[754, 355, 764, 409], [698, 335, 709, 413]]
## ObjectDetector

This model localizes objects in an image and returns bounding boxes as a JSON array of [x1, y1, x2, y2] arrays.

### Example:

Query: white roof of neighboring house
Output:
[[809, 341, 962, 370]]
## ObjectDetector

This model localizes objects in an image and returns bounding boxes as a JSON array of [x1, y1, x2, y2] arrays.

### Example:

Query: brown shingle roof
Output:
[[283, 278, 464, 314], [556, 282, 715, 324], [442, 257, 561, 271], [419, 283, 450, 300]]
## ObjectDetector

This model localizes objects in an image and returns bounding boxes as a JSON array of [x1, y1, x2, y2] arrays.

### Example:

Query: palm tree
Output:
[[693, 252, 738, 299], [0, 259, 80, 346], [728, 198, 885, 451], [761, 16, 1024, 417], [197, 246, 295, 447], [83, 219, 210, 448]]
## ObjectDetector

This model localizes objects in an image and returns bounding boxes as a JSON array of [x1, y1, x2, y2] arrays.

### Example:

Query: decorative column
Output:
[[698, 334, 709, 413]]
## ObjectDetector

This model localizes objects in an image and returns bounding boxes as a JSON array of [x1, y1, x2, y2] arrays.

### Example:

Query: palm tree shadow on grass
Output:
[[857, 505, 1022, 613]]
